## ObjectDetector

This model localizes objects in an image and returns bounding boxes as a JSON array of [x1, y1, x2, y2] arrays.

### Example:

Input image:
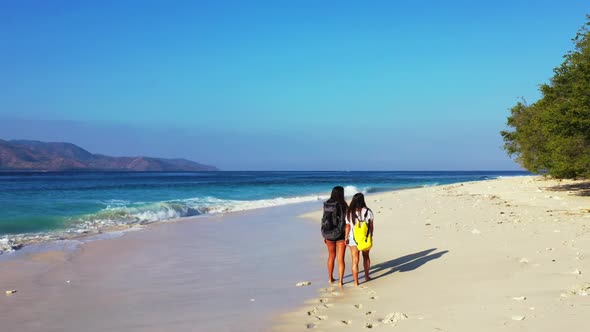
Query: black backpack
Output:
[[321, 201, 344, 241]]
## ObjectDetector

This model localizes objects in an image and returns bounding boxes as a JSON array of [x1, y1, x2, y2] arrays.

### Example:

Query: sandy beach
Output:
[[2, 175, 590, 331], [278, 176, 590, 331]]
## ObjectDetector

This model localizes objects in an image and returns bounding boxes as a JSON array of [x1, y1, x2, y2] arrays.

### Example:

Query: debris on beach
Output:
[[511, 315, 526, 321], [5, 290, 17, 295], [571, 283, 590, 296], [381, 312, 408, 324], [296, 281, 312, 287]]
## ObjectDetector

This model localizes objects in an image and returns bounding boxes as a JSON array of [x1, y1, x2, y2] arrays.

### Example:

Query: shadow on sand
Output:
[[547, 181, 590, 197], [367, 248, 449, 282]]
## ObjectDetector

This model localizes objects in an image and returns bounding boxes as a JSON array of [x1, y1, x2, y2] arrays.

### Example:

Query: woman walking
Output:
[[321, 186, 348, 286], [345, 193, 374, 285]]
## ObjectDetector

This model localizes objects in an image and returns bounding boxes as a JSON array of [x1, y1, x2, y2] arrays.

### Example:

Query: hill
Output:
[[0, 139, 218, 171]]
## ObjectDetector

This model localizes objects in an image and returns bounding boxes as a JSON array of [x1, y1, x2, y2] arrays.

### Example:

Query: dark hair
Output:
[[347, 192, 368, 225], [328, 186, 348, 210]]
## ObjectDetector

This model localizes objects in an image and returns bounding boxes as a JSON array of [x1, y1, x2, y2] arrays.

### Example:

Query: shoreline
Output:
[[0, 192, 333, 256], [0, 201, 327, 332], [276, 175, 590, 331], [0, 178, 489, 256]]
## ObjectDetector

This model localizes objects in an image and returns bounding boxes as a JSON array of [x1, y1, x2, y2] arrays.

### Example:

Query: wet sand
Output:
[[0, 202, 325, 332]]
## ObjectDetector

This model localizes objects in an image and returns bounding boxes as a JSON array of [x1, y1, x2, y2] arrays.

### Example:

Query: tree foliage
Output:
[[501, 15, 590, 178]]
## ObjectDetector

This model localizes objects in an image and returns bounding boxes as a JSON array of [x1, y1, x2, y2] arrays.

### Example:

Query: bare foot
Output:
[[364, 276, 372, 282], [329, 278, 335, 284]]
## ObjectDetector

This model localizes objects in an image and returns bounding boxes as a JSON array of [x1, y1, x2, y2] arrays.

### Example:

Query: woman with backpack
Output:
[[321, 186, 348, 286], [346, 192, 374, 285]]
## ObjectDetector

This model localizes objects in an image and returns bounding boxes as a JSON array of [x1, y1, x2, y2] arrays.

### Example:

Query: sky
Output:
[[0, 0, 588, 170]]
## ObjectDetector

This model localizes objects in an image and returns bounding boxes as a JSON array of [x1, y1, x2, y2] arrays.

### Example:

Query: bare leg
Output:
[[349, 246, 360, 286], [362, 249, 371, 281], [325, 239, 336, 283], [336, 240, 346, 286]]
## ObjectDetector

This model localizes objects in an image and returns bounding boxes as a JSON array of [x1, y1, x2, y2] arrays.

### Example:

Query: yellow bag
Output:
[[353, 221, 372, 251]]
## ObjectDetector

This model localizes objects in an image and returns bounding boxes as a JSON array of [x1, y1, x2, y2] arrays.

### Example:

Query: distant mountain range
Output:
[[0, 139, 218, 172]]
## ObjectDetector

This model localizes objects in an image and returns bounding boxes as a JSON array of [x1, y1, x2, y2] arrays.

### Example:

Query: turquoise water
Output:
[[0, 171, 528, 238]]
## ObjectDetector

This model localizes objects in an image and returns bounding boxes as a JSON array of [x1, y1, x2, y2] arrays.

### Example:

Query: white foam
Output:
[[344, 185, 366, 197], [74, 193, 331, 229]]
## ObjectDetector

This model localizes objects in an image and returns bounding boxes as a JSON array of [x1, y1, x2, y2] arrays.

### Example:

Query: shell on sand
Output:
[[511, 315, 526, 321]]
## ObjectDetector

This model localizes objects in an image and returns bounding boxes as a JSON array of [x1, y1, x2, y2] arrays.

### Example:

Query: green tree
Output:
[[502, 15, 590, 178]]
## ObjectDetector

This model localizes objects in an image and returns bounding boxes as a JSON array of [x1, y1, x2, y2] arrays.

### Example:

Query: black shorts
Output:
[[325, 236, 345, 243]]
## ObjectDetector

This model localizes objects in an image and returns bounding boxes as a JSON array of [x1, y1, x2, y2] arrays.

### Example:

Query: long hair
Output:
[[347, 193, 368, 225], [328, 186, 348, 210]]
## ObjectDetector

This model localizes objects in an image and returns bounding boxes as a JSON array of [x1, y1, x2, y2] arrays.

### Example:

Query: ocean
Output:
[[0, 171, 527, 250]]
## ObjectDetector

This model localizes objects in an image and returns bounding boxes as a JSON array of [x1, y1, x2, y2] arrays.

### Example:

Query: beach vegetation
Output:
[[502, 15, 590, 178]]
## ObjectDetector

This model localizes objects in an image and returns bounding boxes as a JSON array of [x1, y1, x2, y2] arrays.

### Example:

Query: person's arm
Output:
[[368, 210, 374, 237], [344, 211, 351, 244], [345, 223, 351, 244]]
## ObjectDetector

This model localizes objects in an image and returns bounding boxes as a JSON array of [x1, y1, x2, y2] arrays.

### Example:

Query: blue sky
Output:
[[1, 1, 588, 170]]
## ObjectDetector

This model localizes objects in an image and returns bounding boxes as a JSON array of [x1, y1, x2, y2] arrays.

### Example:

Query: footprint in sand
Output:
[[365, 311, 376, 315], [315, 315, 328, 321], [365, 323, 378, 328], [321, 287, 336, 293], [370, 296, 378, 300], [354, 304, 363, 309], [341, 320, 352, 325], [306, 323, 316, 329], [319, 298, 329, 303]]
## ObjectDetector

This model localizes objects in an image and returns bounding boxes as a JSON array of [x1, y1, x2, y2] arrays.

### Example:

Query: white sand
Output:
[[277, 176, 590, 331]]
